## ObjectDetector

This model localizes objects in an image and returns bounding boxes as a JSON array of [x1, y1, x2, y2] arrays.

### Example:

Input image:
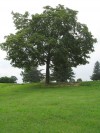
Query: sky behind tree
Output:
[[0, 0, 100, 83]]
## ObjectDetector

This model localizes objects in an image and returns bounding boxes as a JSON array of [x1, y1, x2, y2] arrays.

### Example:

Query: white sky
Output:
[[0, 0, 100, 83]]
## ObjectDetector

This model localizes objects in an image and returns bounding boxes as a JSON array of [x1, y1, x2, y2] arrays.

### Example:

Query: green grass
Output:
[[0, 82, 100, 133]]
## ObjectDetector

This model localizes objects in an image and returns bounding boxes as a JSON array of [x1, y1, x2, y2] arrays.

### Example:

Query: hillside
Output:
[[0, 82, 100, 133]]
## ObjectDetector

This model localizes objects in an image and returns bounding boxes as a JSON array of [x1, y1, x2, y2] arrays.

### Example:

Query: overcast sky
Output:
[[0, 0, 100, 83]]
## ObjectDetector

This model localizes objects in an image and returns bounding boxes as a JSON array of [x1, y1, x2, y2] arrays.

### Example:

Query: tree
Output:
[[91, 61, 100, 80], [77, 78, 82, 82], [51, 51, 75, 82], [0, 5, 97, 84], [0, 76, 17, 83], [10, 76, 18, 83], [21, 67, 44, 83], [52, 66, 74, 82], [0, 77, 10, 83]]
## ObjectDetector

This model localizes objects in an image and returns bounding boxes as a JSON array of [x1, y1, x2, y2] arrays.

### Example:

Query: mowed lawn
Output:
[[0, 82, 100, 133]]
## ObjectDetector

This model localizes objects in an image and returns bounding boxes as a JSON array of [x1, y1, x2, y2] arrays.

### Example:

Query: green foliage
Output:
[[0, 76, 17, 83], [0, 83, 100, 133], [52, 65, 75, 82], [80, 80, 100, 86], [51, 49, 75, 82], [21, 67, 44, 83], [91, 61, 100, 80], [77, 78, 82, 82], [0, 4, 97, 84]]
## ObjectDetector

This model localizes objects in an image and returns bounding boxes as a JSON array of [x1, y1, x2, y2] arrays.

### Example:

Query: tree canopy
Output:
[[0, 4, 97, 84]]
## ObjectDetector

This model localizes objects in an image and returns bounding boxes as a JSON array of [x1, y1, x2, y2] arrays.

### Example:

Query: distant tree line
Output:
[[0, 76, 17, 83]]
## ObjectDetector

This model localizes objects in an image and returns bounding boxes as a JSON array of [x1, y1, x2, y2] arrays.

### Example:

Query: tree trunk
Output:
[[46, 59, 50, 84]]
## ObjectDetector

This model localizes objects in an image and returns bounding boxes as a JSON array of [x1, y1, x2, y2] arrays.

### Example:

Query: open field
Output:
[[0, 82, 100, 133]]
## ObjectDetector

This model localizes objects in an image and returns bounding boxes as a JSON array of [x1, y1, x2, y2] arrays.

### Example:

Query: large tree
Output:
[[91, 61, 100, 80], [0, 5, 97, 84]]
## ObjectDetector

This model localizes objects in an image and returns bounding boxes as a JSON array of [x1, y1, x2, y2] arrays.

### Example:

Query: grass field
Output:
[[0, 82, 100, 133]]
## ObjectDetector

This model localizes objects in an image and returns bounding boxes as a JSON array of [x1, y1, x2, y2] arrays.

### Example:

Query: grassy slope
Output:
[[0, 82, 100, 133]]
